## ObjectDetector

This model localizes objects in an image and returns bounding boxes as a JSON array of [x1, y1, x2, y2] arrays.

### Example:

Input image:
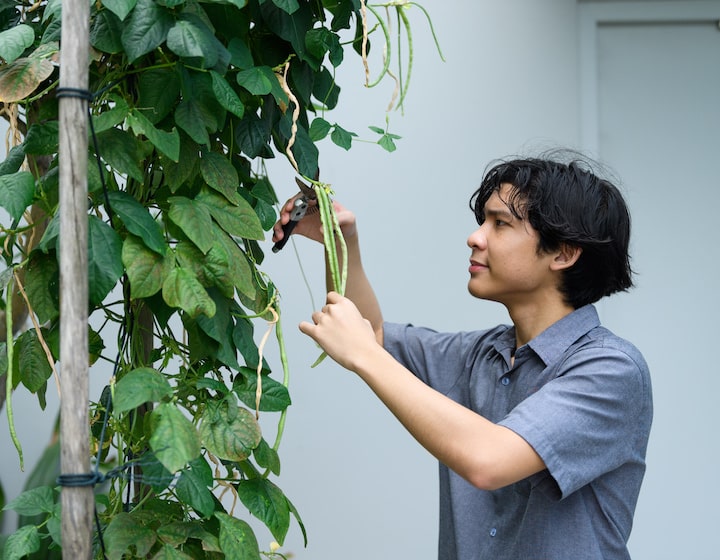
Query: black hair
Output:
[[469, 152, 634, 308]]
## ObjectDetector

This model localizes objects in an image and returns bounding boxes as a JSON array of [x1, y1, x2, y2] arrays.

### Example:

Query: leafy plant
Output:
[[0, 0, 441, 557]]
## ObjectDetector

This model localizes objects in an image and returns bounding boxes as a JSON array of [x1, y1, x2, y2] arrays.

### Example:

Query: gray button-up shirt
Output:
[[383, 305, 652, 560]]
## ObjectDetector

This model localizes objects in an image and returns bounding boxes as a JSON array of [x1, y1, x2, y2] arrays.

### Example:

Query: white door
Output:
[[581, 3, 720, 559]]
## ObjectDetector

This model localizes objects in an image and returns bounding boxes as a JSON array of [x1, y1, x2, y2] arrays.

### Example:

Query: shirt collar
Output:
[[526, 304, 600, 366]]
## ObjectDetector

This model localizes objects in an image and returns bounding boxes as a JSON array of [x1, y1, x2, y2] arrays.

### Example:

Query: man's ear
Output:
[[551, 243, 582, 271]]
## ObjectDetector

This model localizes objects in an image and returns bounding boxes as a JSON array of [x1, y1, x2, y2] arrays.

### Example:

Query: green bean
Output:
[[5, 275, 24, 470], [310, 181, 348, 368], [365, 5, 392, 88]]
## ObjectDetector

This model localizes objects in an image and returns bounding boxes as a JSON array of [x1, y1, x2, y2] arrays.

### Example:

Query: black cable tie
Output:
[[55, 87, 94, 101], [56, 471, 105, 487]]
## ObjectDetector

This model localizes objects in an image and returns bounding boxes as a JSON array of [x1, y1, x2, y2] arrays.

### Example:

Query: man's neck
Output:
[[507, 297, 576, 348]]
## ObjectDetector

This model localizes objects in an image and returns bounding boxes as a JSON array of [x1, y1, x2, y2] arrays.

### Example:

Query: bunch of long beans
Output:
[[311, 181, 347, 367]]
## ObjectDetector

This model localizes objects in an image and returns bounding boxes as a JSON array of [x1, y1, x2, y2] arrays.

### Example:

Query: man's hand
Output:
[[299, 291, 379, 371], [272, 195, 358, 245]]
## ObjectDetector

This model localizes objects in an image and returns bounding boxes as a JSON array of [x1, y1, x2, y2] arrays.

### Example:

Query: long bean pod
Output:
[[311, 181, 348, 367], [5, 275, 24, 469]]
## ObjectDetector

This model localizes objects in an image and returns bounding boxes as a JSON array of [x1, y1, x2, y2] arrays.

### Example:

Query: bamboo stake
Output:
[[58, 0, 93, 555]]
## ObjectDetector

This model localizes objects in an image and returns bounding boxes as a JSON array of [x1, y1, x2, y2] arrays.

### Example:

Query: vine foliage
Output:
[[0, 0, 439, 558]]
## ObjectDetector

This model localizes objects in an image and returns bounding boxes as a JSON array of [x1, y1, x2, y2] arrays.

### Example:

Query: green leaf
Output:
[[253, 438, 281, 475], [161, 132, 199, 191], [199, 400, 261, 462], [24, 253, 59, 324], [236, 478, 291, 545], [216, 232, 256, 300], [101, 0, 137, 21], [196, 292, 238, 368], [108, 191, 166, 254], [174, 98, 210, 147], [92, 94, 129, 133], [138, 451, 175, 493], [175, 467, 215, 518], [305, 27, 342, 66], [236, 66, 275, 96], [90, 8, 124, 53], [36, 213, 59, 253], [175, 69, 225, 142], [234, 111, 271, 158], [234, 372, 291, 412], [289, 125, 319, 178], [227, 37, 253, 69], [312, 66, 340, 109], [250, 176, 278, 205], [199, 151, 240, 203], [3, 487, 54, 516], [166, 14, 218, 67], [153, 544, 195, 560], [120, 0, 173, 63], [137, 67, 181, 124], [210, 71, 244, 118], [150, 402, 201, 473], [104, 512, 156, 560], [287, 495, 308, 547], [123, 234, 173, 299], [0, 24, 34, 64], [197, 189, 264, 240], [95, 127, 145, 182], [308, 117, 331, 141], [233, 317, 260, 368], [88, 215, 124, 306], [167, 196, 215, 253], [23, 121, 58, 155], [16, 329, 52, 393], [331, 124, 356, 151], [259, 1, 313, 66], [3, 525, 41, 560], [215, 513, 260, 560], [162, 266, 216, 319], [271, 0, 299, 14], [175, 240, 213, 287], [113, 367, 173, 414], [0, 56, 54, 103], [0, 171, 34, 221], [127, 110, 181, 162], [202, 243, 235, 298], [377, 133, 398, 152], [0, 144, 26, 176]]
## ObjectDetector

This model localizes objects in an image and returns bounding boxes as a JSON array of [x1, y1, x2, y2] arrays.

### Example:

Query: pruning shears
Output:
[[272, 177, 318, 253]]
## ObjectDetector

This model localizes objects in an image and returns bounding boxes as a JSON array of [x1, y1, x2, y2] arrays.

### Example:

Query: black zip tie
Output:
[[55, 87, 94, 101], [56, 471, 106, 487]]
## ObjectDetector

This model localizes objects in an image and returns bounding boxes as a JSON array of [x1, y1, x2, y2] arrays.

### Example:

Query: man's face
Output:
[[466, 183, 558, 308]]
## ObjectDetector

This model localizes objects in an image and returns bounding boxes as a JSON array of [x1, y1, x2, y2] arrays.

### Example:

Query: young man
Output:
[[272, 156, 653, 560]]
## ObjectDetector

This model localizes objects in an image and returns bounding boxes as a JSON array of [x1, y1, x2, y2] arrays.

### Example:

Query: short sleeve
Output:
[[499, 343, 652, 499], [383, 322, 507, 396]]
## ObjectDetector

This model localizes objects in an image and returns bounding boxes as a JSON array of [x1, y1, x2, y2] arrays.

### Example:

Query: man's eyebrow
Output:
[[482, 207, 514, 219]]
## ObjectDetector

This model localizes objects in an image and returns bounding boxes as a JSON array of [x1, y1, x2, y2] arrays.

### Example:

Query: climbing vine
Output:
[[0, 0, 442, 558]]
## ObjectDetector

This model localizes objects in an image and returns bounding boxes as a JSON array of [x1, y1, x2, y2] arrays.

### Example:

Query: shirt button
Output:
[[490, 528, 497, 537], [501, 377, 510, 386]]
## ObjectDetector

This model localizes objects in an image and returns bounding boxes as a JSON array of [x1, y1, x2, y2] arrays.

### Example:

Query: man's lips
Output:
[[469, 259, 488, 273]]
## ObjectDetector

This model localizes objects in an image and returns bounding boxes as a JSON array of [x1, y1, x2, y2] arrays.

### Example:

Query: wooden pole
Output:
[[58, 0, 93, 555]]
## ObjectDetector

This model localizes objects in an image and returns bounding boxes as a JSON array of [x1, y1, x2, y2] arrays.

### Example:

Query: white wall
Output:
[[260, 1, 583, 558]]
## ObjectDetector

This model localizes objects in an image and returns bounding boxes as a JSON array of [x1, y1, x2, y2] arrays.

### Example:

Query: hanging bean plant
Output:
[[0, 0, 442, 558]]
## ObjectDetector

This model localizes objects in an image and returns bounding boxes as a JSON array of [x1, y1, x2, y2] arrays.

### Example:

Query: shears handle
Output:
[[272, 196, 308, 253]]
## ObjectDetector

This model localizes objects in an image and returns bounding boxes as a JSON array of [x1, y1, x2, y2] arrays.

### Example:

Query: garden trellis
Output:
[[57, 0, 94, 555]]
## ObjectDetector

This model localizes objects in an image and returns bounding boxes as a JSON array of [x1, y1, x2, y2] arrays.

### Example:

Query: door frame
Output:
[[578, 1, 720, 154]]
